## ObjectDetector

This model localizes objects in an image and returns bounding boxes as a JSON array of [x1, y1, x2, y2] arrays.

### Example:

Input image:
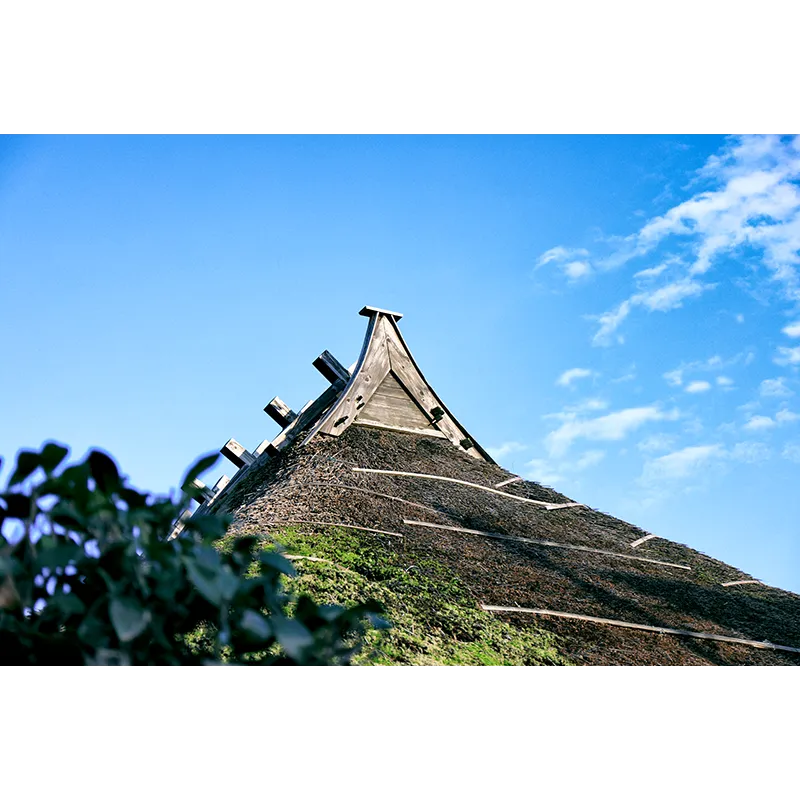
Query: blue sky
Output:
[[1, 134, 799, 593]]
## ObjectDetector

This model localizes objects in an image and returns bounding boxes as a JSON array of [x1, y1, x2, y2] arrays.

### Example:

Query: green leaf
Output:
[[259, 551, 296, 577], [185, 549, 239, 605], [180, 453, 219, 494], [239, 609, 272, 640], [48, 592, 87, 617], [2, 493, 33, 519], [8, 450, 40, 488], [272, 616, 314, 661], [35, 542, 84, 570], [88, 451, 121, 495], [39, 442, 69, 475], [109, 597, 151, 643]]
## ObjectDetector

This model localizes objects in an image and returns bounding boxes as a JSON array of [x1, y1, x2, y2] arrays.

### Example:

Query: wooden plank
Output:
[[359, 305, 403, 320], [353, 420, 446, 438], [481, 606, 800, 654], [721, 580, 763, 587], [403, 519, 691, 570], [168, 509, 192, 540], [261, 519, 404, 538], [264, 397, 297, 428], [313, 350, 351, 384], [352, 467, 582, 510], [189, 478, 214, 503], [495, 476, 523, 488], [356, 372, 436, 432], [630, 533, 657, 549], [220, 438, 255, 469]]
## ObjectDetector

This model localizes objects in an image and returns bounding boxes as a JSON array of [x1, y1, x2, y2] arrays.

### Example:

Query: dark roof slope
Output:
[[213, 424, 800, 666]]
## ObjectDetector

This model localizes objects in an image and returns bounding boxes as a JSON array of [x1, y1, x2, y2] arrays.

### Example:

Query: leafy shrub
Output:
[[0, 443, 385, 665]]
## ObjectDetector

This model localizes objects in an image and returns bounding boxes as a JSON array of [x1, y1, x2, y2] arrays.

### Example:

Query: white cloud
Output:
[[783, 321, 800, 338], [775, 345, 800, 366], [570, 136, 800, 345], [591, 300, 631, 346], [776, 408, 800, 424], [760, 377, 792, 397], [685, 380, 712, 394], [664, 368, 684, 387], [556, 367, 594, 388], [524, 458, 565, 486], [575, 450, 606, 470], [730, 442, 771, 463], [717, 376, 734, 387], [641, 444, 725, 482], [744, 415, 776, 431], [486, 441, 527, 460], [536, 246, 588, 267], [591, 280, 714, 346], [535, 247, 592, 281], [634, 263, 669, 281], [545, 405, 679, 457], [563, 260, 592, 280], [783, 443, 800, 463], [637, 433, 676, 453], [736, 314, 745, 323]]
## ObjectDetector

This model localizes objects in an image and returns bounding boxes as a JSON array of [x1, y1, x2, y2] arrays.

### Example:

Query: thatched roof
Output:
[[186, 307, 800, 665]]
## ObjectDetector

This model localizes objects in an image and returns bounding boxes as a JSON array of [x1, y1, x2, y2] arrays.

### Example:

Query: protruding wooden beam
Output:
[[189, 478, 214, 503], [168, 509, 192, 540], [210, 474, 230, 497], [264, 396, 297, 428], [359, 305, 403, 321], [313, 350, 351, 384], [220, 438, 255, 469]]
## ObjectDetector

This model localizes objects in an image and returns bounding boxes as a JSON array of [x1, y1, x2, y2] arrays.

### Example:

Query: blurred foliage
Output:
[[0, 443, 385, 665]]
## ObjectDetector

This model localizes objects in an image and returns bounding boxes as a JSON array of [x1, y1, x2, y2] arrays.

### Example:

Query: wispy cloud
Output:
[[717, 376, 734, 388], [775, 345, 800, 366], [525, 449, 606, 487], [545, 405, 679, 457], [685, 380, 712, 394], [570, 135, 800, 345], [555, 367, 594, 388], [641, 444, 724, 482], [743, 408, 800, 431], [535, 246, 592, 282], [663, 351, 752, 387], [760, 377, 792, 397], [486, 441, 527, 460]]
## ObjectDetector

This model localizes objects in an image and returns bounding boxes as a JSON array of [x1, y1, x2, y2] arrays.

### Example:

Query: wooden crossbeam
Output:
[[352, 467, 582, 510], [189, 478, 214, 503], [359, 305, 403, 320], [264, 396, 297, 428], [402, 519, 691, 570], [495, 476, 523, 488], [720, 579, 763, 587], [481, 606, 800, 654], [630, 533, 658, 549], [220, 438, 255, 469], [210, 474, 230, 499], [168, 509, 192, 540], [313, 350, 351, 384]]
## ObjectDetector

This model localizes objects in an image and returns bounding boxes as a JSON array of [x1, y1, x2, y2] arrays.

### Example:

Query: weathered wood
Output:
[[189, 478, 214, 503], [270, 380, 346, 456], [352, 467, 582, 510], [356, 372, 435, 432], [630, 533, 657, 549], [168, 509, 192, 540], [210, 474, 230, 498], [721, 579, 763, 587], [265, 396, 297, 428], [220, 438, 255, 469], [313, 350, 351, 384], [359, 305, 403, 320], [303, 309, 493, 462], [354, 419, 446, 438], [494, 476, 523, 488], [403, 519, 691, 570], [481, 606, 800, 654]]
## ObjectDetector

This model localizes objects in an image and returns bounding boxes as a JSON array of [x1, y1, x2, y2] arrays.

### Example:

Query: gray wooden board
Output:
[[482, 606, 800, 654], [356, 372, 436, 432]]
